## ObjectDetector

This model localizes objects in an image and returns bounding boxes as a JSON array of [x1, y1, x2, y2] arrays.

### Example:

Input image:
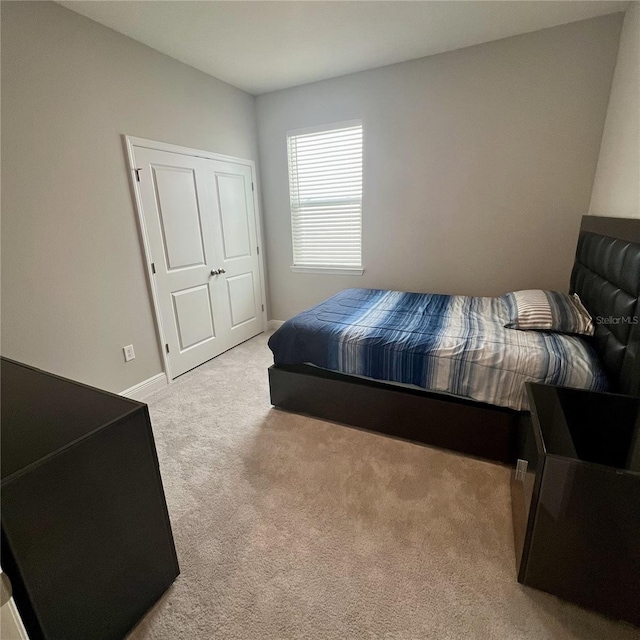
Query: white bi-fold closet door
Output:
[[128, 139, 265, 379]]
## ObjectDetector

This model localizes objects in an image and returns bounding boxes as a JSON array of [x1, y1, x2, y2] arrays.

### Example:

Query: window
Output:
[[287, 121, 363, 274]]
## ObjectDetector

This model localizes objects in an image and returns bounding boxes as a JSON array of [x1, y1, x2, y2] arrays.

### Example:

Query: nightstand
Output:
[[511, 383, 640, 626], [1, 358, 179, 640]]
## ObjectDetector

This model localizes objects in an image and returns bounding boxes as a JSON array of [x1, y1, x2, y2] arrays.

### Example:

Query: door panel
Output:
[[171, 285, 215, 350], [153, 166, 207, 270], [227, 273, 257, 327], [216, 174, 251, 259], [131, 144, 264, 379], [133, 147, 230, 377], [209, 160, 263, 345]]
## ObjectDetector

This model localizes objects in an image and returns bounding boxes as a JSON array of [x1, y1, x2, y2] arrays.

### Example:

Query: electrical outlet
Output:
[[123, 344, 135, 362], [515, 458, 528, 482]]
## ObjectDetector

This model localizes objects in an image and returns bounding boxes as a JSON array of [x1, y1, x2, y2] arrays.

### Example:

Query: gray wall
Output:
[[257, 15, 623, 321], [1, 1, 258, 392], [590, 3, 640, 219]]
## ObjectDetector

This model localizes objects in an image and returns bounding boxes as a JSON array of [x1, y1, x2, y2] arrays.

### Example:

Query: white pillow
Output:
[[501, 290, 594, 336]]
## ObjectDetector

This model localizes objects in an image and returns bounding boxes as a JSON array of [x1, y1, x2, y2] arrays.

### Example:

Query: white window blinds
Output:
[[287, 122, 363, 270]]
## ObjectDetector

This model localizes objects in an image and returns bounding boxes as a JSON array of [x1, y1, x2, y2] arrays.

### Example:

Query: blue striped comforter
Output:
[[268, 288, 607, 411]]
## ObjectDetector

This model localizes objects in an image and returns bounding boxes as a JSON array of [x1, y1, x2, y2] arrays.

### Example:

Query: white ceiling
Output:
[[58, 1, 629, 95]]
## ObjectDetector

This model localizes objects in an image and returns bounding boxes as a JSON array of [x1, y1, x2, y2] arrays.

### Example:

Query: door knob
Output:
[[219, 268, 226, 274], [210, 268, 226, 276]]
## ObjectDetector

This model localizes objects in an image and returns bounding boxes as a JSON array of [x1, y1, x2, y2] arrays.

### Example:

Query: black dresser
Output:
[[511, 382, 640, 626], [1, 358, 179, 640]]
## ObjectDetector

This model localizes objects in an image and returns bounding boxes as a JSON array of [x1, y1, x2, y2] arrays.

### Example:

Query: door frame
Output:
[[123, 135, 268, 382]]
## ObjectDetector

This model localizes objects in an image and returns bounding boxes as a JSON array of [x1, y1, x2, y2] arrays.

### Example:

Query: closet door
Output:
[[207, 159, 264, 347], [131, 144, 264, 379], [133, 147, 231, 377]]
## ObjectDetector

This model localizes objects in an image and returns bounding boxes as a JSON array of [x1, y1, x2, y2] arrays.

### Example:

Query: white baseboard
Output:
[[267, 320, 285, 330], [121, 372, 168, 401], [0, 599, 29, 640]]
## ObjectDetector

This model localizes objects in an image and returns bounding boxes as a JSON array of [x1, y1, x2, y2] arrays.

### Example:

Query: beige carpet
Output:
[[128, 332, 639, 640]]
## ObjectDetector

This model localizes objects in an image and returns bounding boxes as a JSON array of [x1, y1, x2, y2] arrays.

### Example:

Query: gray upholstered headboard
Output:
[[570, 216, 640, 396]]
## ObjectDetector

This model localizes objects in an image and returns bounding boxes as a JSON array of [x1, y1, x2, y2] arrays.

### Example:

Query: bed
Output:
[[268, 289, 607, 412], [268, 216, 640, 463]]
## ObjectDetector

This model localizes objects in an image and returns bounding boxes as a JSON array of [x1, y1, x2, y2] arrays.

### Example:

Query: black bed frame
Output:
[[269, 216, 640, 464]]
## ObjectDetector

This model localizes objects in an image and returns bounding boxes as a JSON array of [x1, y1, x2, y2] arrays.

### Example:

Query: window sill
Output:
[[290, 266, 364, 276]]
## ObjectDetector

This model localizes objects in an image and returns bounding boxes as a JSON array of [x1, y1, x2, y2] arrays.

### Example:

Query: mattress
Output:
[[267, 288, 608, 411]]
